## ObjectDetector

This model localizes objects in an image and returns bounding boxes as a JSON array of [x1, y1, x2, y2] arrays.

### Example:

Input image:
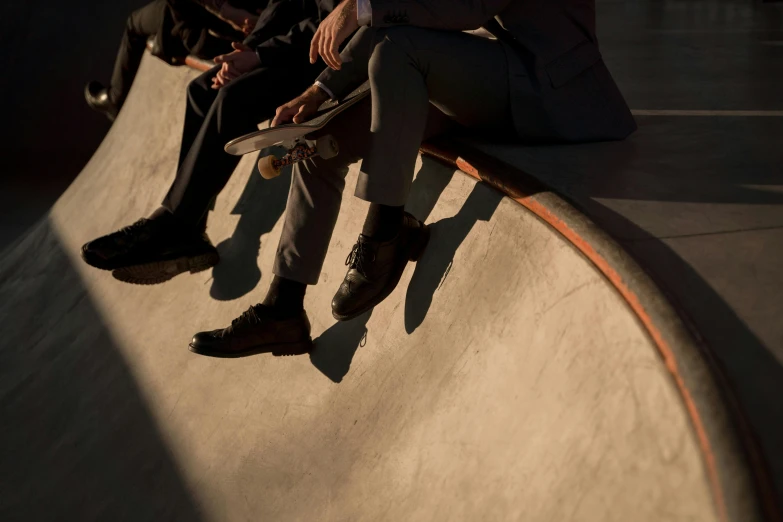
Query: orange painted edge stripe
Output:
[[184, 55, 214, 72], [420, 143, 730, 522], [144, 41, 215, 73]]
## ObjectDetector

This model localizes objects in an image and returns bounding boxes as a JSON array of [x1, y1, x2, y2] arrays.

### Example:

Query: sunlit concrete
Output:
[[0, 51, 724, 521]]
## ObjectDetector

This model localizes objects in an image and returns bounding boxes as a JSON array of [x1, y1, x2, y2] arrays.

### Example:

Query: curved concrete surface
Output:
[[0, 54, 734, 521]]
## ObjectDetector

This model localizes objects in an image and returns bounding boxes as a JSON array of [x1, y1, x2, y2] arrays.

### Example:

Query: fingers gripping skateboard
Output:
[[257, 136, 340, 180]]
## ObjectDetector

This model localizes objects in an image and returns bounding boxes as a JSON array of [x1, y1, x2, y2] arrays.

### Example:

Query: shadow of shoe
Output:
[[405, 183, 503, 333], [310, 311, 372, 383], [210, 150, 291, 301]]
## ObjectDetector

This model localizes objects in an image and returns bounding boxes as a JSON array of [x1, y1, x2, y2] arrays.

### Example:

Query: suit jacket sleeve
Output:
[[315, 26, 373, 99], [243, 0, 315, 50], [369, 0, 512, 30], [253, 17, 321, 66]]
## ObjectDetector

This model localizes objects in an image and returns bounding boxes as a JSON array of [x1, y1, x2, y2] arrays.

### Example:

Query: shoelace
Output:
[[232, 306, 261, 327], [115, 218, 150, 239], [118, 218, 149, 236], [105, 219, 152, 250], [222, 305, 262, 336], [345, 240, 375, 277]]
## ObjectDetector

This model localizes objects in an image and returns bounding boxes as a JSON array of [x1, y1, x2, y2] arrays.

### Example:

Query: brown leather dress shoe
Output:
[[331, 212, 429, 321], [189, 305, 313, 358]]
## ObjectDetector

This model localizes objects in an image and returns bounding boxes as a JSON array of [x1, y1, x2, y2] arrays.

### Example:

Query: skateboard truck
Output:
[[257, 135, 339, 179]]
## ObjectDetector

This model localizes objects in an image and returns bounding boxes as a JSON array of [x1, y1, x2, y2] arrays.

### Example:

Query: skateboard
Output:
[[224, 81, 370, 180]]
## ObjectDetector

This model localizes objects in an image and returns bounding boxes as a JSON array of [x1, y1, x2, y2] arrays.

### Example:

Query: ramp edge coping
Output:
[[419, 138, 781, 522]]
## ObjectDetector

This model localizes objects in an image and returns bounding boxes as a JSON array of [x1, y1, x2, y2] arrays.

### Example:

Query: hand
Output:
[[310, 0, 359, 70], [271, 85, 331, 127], [211, 42, 260, 89], [219, 4, 259, 35], [240, 16, 258, 35], [211, 63, 239, 89]]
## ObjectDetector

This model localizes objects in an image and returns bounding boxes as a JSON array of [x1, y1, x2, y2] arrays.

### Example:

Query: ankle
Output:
[[149, 207, 208, 236], [262, 276, 306, 318], [362, 204, 404, 242], [148, 206, 173, 222]]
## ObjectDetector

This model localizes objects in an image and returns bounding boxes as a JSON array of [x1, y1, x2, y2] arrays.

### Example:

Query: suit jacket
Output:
[[154, 0, 270, 61], [319, 0, 636, 143], [243, 0, 339, 67]]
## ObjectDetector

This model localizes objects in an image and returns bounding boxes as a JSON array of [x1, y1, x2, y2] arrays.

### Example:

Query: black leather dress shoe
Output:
[[81, 212, 219, 285], [189, 305, 313, 358], [84, 81, 119, 122], [332, 212, 429, 321]]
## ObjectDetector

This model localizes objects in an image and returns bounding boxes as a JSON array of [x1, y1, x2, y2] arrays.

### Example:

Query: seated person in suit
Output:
[[85, 0, 264, 121], [84, 0, 636, 359], [81, 0, 342, 285]]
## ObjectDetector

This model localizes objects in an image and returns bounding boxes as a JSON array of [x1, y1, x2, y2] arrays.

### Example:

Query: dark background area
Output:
[[0, 0, 148, 252]]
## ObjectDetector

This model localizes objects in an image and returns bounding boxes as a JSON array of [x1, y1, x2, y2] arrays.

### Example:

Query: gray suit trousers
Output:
[[273, 26, 518, 285]]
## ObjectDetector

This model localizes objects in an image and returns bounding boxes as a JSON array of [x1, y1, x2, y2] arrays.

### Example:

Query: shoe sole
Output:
[[188, 339, 313, 358], [111, 252, 219, 285], [332, 223, 430, 322]]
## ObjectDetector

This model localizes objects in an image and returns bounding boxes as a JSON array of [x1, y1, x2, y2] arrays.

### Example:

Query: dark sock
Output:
[[149, 207, 207, 235], [148, 206, 172, 221], [362, 204, 404, 241], [194, 213, 208, 235], [262, 276, 307, 318]]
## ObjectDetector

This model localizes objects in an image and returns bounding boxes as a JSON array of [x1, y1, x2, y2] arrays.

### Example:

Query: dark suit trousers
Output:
[[161, 63, 321, 228], [109, 0, 167, 106], [274, 27, 516, 285]]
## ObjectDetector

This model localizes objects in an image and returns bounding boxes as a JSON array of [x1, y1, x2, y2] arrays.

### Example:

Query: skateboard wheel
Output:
[[258, 155, 281, 179], [316, 135, 339, 160]]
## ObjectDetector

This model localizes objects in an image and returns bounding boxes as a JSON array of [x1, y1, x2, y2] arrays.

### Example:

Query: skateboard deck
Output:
[[224, 81, 370, 156]]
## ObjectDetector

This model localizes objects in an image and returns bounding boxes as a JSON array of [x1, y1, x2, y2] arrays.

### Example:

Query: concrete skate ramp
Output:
[[0, 55, 757, 521]]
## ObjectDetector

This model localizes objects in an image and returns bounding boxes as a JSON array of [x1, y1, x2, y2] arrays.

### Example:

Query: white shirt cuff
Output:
[[314, 81, 336, 100], [357, 0, 371, 26]]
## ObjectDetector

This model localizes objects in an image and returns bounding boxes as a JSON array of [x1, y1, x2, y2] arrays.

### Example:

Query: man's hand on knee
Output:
[[272, 85, 331, 127], [310, 0, 359, 70], [211, 42, 260, 89]]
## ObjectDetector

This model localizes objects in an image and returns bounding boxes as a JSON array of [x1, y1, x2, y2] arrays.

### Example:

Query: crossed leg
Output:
[[273, 26, 514, 287]]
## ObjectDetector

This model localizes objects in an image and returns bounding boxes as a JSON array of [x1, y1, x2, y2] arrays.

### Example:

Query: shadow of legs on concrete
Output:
[[210, 150, 291, 301], [310, 311, 373, 383], [405, 182, 503, 333], [405, 156, 456, 222]]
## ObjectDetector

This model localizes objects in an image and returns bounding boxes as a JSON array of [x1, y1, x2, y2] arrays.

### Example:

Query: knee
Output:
[[125, 9, 147, 36], [125, 14, 137, 34], [370, 27, 426, 76], [377, 26, 427, 54]]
